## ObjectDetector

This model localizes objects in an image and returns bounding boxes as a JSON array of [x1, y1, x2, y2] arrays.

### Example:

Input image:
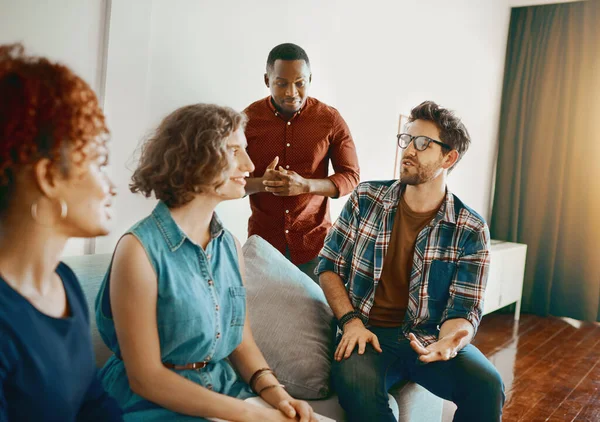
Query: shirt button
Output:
[[206, 254, 211, 259], [216, 332, 221, 339], [285, 165, 289, 169], [207, 384, 214, 391], [275, 112, 278, 116], [208, 280, 214, 286], [285, 230, 289, 234], [287, 121, 291, 126], [215, 305, 220, 311], [286, 143, 290, 147], [285, 210, 289, 214], [206, 355, 212, 361]]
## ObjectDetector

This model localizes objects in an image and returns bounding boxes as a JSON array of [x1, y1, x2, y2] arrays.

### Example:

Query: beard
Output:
[[400, 158, 443, 185]]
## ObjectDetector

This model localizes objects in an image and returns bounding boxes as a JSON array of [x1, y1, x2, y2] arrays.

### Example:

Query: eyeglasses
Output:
[[397, 133, 452, 151]]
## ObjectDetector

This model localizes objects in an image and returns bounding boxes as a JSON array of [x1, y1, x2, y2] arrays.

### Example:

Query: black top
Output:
[[0, 262, 122, 421]]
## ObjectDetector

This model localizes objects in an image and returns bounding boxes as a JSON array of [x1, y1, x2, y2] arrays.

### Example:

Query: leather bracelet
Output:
[[252, 370, 275, 392], [338, 310, 360, 329], [258, 383, 286, 395], [249, 368, 274, 392]]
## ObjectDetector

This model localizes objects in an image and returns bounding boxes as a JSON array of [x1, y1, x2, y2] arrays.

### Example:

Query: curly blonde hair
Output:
[[130, 104, 246, 208]]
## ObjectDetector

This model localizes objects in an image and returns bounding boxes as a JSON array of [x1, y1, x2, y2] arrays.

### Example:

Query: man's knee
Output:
[[332, 349, 381, 394], [332, 349, 396, 422], [461, 360, 505, 407], [449, 358, 505, 422], [481, 366, 505, 405]]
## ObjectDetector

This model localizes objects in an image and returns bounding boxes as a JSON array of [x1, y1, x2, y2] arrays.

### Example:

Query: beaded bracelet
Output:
[[338, 310, 360, 329], [258, 384, 286, 395]]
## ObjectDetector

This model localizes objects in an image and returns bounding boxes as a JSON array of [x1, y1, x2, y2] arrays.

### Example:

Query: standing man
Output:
[[244, 43, 360, 282], [317, 101, 504, 421]]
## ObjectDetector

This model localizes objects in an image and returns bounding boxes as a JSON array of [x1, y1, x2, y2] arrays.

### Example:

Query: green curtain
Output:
[[491, 0, 600, 322]]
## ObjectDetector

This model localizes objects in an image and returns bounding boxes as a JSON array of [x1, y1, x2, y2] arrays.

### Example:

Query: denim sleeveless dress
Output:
[[95, 201, 253, 421]]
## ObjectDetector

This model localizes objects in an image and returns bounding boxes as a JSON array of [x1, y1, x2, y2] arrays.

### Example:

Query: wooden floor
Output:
[[441, 312, 600, 422]]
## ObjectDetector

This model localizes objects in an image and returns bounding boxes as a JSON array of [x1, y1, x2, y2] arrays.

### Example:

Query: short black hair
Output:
[[266, 43, 310, 73], [408, 100, 471, 168]]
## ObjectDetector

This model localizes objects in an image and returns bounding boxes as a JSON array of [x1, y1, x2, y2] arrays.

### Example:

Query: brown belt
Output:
[[163, 361, 208, 370]]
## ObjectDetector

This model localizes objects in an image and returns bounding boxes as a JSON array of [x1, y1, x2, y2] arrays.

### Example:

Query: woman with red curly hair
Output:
[[0, 44, 122, 421], [95, 104, 317, 421]]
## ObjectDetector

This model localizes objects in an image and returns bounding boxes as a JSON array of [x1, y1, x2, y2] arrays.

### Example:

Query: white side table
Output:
[[483, 240, 528, 321]]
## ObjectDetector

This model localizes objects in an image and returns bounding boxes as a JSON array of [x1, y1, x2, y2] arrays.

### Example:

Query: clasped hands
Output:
[[335, 319, 469, 364], [261, 157, 309, 197]]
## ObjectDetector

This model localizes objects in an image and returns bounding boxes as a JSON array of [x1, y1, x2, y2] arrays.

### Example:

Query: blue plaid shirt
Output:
[[317, 180, 491, 346]]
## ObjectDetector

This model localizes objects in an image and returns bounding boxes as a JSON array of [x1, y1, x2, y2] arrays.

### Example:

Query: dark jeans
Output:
[[332, 326, 505, 422], [285, 249, 319, 284]]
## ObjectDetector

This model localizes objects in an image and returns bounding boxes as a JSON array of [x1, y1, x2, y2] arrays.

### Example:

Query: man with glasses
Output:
[[317, 101, 504, 422]]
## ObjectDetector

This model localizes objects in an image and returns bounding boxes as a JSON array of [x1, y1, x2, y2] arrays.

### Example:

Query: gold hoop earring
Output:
[[30, 198, 68, 226], [59, 199, 67, 219]]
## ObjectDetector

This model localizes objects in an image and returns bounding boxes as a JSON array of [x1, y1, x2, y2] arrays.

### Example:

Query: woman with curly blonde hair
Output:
[[95, 104, 316, 421], [0, 44, 121, 420]]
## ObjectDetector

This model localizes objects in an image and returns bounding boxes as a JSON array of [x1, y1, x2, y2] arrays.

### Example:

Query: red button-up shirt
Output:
[[244, 96, 360, 265]]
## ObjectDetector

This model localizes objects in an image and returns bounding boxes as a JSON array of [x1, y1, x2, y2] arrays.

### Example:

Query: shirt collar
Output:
[[152, 201, 225, 252], [382, 181, 456, 225], [266, 96, 309, 120]]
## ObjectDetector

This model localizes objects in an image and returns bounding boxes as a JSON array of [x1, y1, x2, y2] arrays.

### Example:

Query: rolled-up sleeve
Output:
[[327, 112, 360, 198], [440, 224, 491, 334], [317, 189, 360, 281]]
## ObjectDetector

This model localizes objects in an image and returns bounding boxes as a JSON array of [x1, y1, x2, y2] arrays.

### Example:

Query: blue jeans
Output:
[[285, 249, 319, 284], [332, 326, 505, 422]]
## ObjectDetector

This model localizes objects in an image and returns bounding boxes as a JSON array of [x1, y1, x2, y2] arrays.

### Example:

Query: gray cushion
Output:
[[308, 393, 399, 421], [390, 381, 444, 422], [243, 235, 336, 400], [62, 253, 113, 367]]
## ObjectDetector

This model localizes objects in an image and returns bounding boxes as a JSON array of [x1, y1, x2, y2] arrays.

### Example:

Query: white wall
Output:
[[94, 0, 156, 254], [508, 0, 584, 6], [0, 0, 109, 256], [97, 0, 513, 252], [1, 0, 525, 254]]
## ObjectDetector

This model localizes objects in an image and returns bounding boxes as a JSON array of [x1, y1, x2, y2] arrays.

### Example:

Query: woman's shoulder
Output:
[[127, 213, 157, 237], [55, 262, 89, 319], [219, 229, 241, 255], [55, 262, 82, 294]]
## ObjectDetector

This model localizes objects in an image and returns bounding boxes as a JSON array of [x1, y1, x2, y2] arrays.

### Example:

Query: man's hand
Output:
[[263, 166, 310, 196], [335, 319, 382, 361], [263, 156, 282, 183], [244, 157, 282, 195], [408, 330, 469, 363]]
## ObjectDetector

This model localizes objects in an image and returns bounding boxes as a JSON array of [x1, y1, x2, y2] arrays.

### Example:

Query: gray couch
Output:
[[63, 242, 443, 422]]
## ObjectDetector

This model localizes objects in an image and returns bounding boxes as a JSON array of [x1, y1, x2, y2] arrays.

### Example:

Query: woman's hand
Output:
[[250, 407, 298, 422], [277, 398, 317, 422]]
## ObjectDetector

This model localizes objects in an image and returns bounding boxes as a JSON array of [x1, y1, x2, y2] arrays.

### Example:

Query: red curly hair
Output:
[[0, 43, 109, 212]]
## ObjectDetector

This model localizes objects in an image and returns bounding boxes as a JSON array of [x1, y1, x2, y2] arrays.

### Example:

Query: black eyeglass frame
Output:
[[397, 133, 452, 151]]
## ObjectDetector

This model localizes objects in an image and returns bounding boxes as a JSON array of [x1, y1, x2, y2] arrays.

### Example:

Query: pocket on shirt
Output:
[[427, 260, 457, 302], [229, 286, 247, 327]]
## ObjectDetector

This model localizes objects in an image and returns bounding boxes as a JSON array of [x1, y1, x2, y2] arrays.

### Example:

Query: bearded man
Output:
[[316, 101, 505, 422]]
